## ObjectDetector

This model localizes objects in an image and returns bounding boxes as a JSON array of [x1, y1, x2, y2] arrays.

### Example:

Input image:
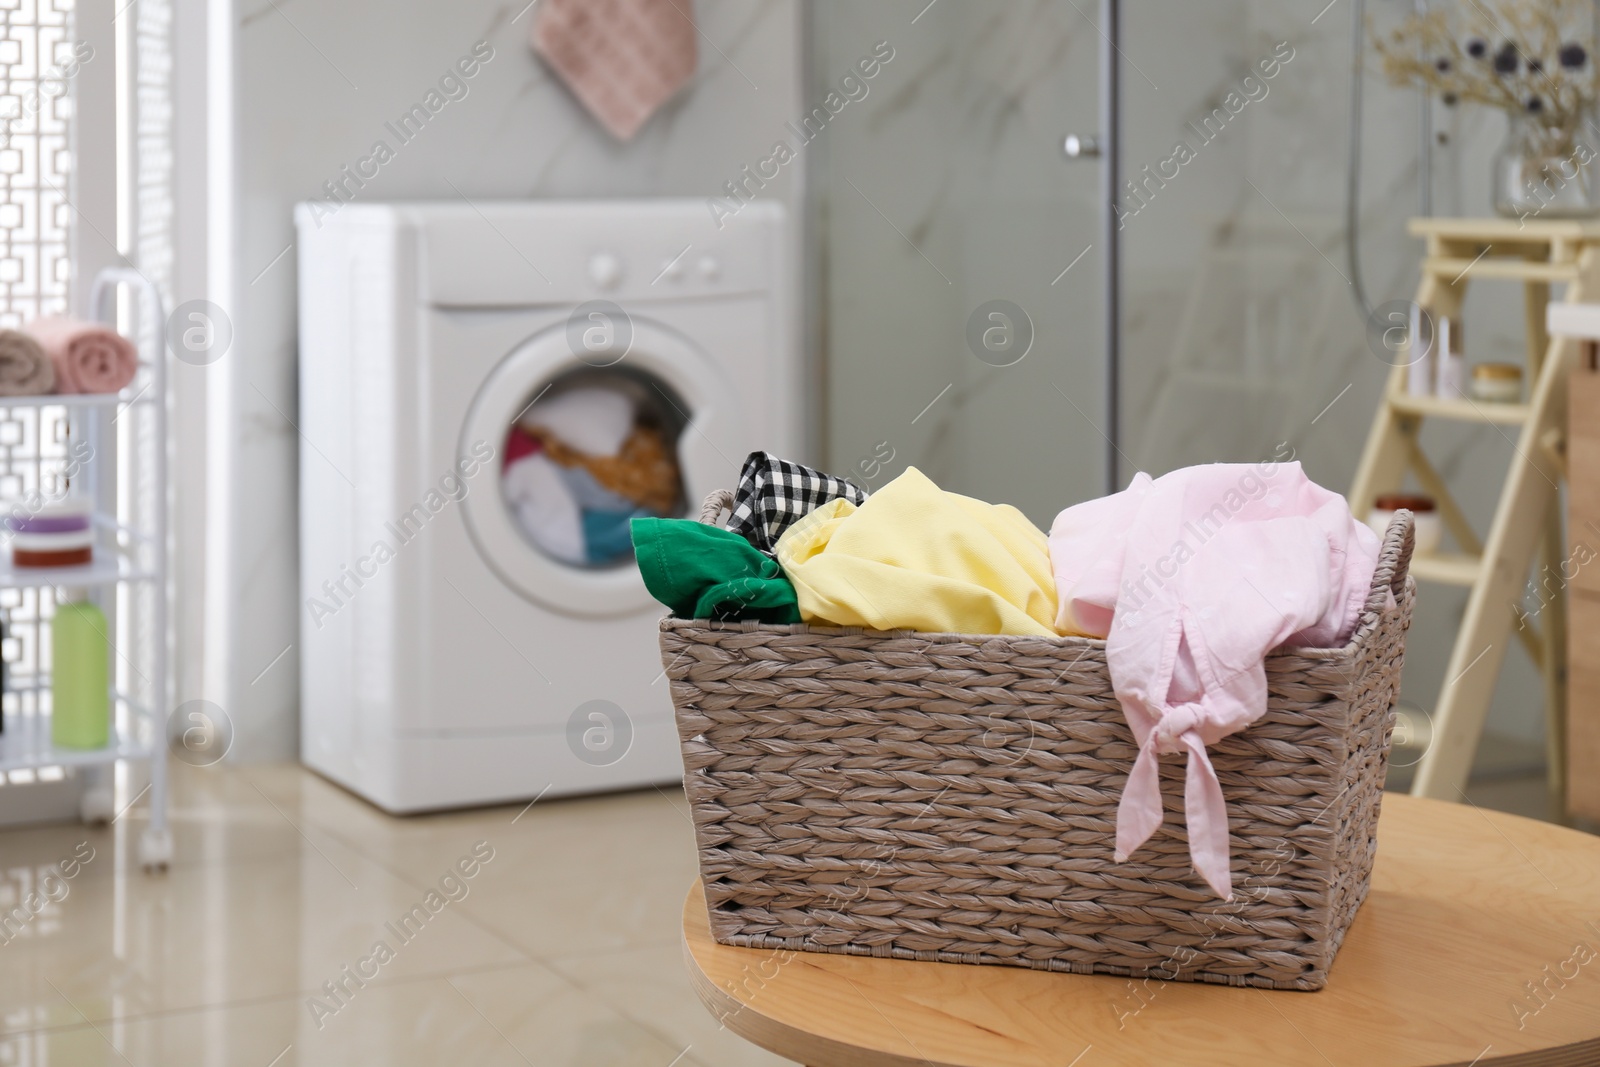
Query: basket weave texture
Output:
[[661, 495, 1416, 991]]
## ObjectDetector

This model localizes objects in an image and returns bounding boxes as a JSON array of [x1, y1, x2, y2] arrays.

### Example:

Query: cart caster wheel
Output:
[[138, 827, 172, 873], [80, 784, 114, 826]]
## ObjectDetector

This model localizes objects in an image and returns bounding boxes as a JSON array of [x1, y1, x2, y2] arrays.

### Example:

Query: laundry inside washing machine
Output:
[[501, 365, 689, 568]]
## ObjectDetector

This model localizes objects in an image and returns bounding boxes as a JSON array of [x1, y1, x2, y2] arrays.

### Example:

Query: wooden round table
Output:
[[681, 793, 1600, 1067]]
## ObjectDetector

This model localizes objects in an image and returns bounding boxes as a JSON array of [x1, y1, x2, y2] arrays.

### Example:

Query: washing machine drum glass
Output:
[[461, 317, 742, 617], [499, 366, 689, 569]]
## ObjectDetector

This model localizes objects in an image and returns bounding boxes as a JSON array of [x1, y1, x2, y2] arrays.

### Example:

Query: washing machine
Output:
[[295, 200, 797, 813]]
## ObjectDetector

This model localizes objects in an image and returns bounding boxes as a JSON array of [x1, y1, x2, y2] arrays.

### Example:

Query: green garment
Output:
[[631, 517, 802, 623]]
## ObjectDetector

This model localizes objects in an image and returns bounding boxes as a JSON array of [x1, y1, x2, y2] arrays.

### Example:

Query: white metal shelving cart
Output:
[[0, 267, 171, 871]]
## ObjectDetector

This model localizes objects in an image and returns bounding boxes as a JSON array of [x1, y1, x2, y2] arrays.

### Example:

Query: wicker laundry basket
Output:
[[660, 491, 1416, 991]]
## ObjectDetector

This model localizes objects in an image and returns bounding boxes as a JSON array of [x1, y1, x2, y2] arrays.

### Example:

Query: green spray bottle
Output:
[[51, 593, 108, 749]]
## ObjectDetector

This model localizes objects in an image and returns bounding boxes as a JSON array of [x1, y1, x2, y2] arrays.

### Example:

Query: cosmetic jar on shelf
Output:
[[7, 498, 94, 568], [1469, 362, 1523, 403]]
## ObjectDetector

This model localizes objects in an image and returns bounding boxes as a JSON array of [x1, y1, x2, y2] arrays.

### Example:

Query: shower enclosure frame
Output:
[[1099, 0, 1121, 495]]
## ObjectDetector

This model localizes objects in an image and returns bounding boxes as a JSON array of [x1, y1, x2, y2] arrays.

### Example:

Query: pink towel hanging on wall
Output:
[[531, 0, 698, 141]]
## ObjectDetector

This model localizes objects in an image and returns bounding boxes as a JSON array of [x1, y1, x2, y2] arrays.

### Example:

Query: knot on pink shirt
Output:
[[1150, 704, 1205, 753]]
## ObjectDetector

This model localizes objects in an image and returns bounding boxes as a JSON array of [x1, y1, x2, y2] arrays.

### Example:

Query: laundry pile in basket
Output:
[[633, 451, 1385, 899]]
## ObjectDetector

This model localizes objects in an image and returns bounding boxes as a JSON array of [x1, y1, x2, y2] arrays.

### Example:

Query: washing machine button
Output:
[[658, 257, 685, 283], [697, 256, 720, 281], [589, 252, 623, 289]]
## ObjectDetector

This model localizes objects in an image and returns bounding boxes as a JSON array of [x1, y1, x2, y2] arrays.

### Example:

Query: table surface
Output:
[[681, 793, 1600, 1067]]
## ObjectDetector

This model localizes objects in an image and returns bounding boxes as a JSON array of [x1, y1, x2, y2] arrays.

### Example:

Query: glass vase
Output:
[[1492, 112, 1600, 220]]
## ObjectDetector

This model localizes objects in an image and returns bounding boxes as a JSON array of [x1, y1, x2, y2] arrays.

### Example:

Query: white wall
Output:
[[216, 0, 804, 760]]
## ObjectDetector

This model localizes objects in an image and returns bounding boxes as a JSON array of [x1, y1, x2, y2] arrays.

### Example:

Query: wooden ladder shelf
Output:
[[1349, 217, 1598, 813]]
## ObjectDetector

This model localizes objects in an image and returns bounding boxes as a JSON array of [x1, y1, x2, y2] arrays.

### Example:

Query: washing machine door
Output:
[[459, 317, 742, 617]]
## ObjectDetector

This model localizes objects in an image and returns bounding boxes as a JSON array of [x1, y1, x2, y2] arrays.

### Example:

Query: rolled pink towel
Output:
[[24, 315, 138, 394]]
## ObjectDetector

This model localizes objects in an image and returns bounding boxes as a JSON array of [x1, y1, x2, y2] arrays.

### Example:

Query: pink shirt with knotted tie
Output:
[[1049, 461, 1381, 900]]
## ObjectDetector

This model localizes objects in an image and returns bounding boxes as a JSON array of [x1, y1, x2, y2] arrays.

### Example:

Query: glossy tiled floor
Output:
[[0, 760, 1562, 1066], [0, 763, 795, 1066]]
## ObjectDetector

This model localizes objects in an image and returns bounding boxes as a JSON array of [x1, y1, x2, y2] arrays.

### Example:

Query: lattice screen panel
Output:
[[0, 0, 75, 330], [0, 0, 77, 741]]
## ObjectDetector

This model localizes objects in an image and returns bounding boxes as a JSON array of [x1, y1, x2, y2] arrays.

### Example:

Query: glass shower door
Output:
[[1116, 0, 1549, 775], [1116, 2, 1440, 488], [811, 0, 1106, 528]]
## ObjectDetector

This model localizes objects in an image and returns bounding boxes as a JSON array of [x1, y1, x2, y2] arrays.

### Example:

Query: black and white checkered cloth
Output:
[[725, 451, 868, 555]]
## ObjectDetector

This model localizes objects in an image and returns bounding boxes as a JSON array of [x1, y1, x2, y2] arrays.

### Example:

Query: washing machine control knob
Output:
[[589, 252, 623, 289], [698, 256, 720, 281]]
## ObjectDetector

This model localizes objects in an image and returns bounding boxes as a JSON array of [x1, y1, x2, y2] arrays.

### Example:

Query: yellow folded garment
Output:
[[773, 466, 1066, 637]]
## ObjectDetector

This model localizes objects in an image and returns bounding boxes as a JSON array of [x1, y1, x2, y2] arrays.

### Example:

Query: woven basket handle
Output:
[[699, 489, 735, 525], [1364, 509, 1416, 613]]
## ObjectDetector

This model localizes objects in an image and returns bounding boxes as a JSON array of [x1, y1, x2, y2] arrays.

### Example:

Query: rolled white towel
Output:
[[0, 329, 54, 396]]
